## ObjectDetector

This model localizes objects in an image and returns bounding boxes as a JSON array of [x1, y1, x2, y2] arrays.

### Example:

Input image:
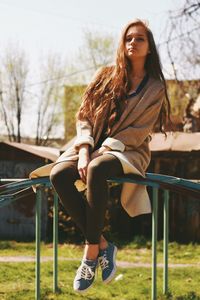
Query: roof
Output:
[[61, 132, 200, 153], [2, 133, 199, 165], [60, 136, 76, 152], [1, 141, 60, 162], [149, 132, 200, 152]]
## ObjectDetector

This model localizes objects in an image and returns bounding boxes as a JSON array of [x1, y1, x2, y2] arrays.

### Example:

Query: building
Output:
[[0, 141, 59, 240]]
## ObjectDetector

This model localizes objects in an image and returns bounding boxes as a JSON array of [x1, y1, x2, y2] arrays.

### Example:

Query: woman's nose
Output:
[[130, 38, 136, 45]]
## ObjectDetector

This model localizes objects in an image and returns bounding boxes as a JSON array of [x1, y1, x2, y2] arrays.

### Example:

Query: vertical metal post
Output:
[[35, 188, 42, 300], [152, 188, 158, 300], [163, 190, 169, 294], [53, 192, 58, 292]]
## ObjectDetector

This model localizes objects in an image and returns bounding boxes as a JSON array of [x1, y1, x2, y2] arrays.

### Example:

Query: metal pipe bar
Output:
[[53, 192, 59, 293], [0, 174, 200, 299], [163, 190, 169, 294], [152, 188, 158, 300], [35, 188, 42, 300], [0, 177, 50, 195]]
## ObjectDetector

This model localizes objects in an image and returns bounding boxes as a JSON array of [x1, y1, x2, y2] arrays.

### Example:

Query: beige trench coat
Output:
[[30, 77, 164, 217]]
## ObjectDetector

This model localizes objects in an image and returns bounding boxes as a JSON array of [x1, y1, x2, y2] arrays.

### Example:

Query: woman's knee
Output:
[[50, 163, 77, 185], [87, 158, 107, 181], [87, 155, 123, 183], [50, 166, 63, 185]]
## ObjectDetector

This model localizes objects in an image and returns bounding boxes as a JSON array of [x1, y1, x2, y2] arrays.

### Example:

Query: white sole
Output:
[[103, 246, 117, 284], [73, 278, 95, 294], [73, 285, 93, 293]]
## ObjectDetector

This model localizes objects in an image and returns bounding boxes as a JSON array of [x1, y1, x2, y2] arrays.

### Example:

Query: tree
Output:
[[71, 30, 116, 83], [63, 85, 85, 142], [0, 47, 70, 145], [0, 31, 118, 144], [33, 54, 67, 146], [163, 0, 200, 80], [159, 0, 200, 125], [62, 30, 116, 142], [0, 44, 29, 142]]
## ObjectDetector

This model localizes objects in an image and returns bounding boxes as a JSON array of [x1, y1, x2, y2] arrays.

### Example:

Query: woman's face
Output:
[[124, 25, 149, 61]]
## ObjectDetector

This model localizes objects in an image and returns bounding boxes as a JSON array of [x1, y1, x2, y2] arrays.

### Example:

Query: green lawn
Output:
[[0, 240, 200, 299], [1, 239, 200, 264]]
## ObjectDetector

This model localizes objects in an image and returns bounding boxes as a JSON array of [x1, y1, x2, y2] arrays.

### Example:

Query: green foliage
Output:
[[80, 30, 116, 69], [60, 30, 116, 144], [167, 80, 199, 118], [62, 85, 85, 142], [75, 29, 115, 75], [0, 240, 14, 250]]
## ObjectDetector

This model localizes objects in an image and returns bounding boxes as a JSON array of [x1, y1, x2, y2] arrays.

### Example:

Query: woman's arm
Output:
[[78, 144, 90, 183], [74, 119, 94, 150]]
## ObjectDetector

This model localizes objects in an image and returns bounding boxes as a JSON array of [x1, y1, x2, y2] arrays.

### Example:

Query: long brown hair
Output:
[[77, 19, 171, 133]]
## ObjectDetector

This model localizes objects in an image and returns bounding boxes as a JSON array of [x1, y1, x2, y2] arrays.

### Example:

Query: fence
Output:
[[0, 173, 200, 300]]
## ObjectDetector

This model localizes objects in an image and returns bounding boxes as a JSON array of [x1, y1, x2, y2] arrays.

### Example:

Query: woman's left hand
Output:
[[90, 146, 111, 160]]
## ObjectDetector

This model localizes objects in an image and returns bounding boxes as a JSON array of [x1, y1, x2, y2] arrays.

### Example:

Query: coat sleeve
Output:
[[102, 88, 165, 151], [73, 119, 94, 150]]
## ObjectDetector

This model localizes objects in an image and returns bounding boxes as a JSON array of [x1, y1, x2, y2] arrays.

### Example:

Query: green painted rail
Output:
[[0, 173, 200, 300]]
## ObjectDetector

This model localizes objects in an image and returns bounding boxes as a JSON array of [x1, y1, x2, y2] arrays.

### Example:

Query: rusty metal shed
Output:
[[148, 132, 200, 242], [1, 133, 200, 242], [149, 132, 200, 152], [0, 141, 59, 241]]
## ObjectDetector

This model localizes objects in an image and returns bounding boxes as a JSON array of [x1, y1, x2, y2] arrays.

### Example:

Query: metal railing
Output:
[[0, 173, 200, 300]]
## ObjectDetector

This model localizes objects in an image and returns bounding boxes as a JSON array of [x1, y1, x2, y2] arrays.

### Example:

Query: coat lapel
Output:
[[110, 78, 154, 135], [92, 77, 159, 145]]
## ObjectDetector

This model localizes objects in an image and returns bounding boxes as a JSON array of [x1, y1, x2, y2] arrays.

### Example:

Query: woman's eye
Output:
[[126, 37, 145, 42], [136, 37, 144, 42]]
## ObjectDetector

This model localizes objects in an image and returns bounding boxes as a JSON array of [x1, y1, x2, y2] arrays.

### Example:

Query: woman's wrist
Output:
[[79, 144, 89, 156]]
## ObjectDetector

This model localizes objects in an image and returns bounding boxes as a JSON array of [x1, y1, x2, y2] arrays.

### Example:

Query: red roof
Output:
[[60, 132, 200, 153], [149, 132, 200, 151], [1, 141, 59, 161]]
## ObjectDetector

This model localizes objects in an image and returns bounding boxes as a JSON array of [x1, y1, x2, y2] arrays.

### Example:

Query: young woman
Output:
[[31, 18, 170, 293]]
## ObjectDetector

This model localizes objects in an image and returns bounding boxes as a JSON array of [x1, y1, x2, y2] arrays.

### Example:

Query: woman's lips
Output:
[[128, 47, 137, 52]]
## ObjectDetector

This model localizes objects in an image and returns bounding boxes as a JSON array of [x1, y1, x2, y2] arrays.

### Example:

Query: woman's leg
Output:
[[85, 154, 124, 245], [73, 154, 124, 292], [50, 156, 124, 259], [50, 161, 87, 236]]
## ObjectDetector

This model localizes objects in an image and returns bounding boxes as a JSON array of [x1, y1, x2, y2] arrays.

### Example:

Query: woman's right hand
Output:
[[78, 144, 90, 184]]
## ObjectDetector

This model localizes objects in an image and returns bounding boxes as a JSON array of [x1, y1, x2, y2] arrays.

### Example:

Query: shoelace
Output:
[[77, 263, 95, 280], [99, 254, 109, 270]]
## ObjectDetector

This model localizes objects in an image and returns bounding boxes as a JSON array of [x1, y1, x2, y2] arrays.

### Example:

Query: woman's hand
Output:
[[90, 146, 111, 160], [78, 145, 90, 184]]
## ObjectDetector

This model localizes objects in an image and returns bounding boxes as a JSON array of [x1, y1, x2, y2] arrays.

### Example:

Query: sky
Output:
[[0, 0, 185, 138], [0, 0, 185, 69]]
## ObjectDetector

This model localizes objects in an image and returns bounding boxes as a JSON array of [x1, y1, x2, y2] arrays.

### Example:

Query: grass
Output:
[[0, 262, 200, 299], [0, 238, 200, 264], [0, 239, 200, 299]]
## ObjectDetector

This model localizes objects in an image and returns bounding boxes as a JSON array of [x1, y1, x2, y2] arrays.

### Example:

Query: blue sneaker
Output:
[[73, 258, 98, 293], [98, 242, 117, 284]]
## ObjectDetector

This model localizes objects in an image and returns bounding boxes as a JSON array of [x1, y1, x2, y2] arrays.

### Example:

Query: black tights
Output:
[[50, 154, 124, 244]]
